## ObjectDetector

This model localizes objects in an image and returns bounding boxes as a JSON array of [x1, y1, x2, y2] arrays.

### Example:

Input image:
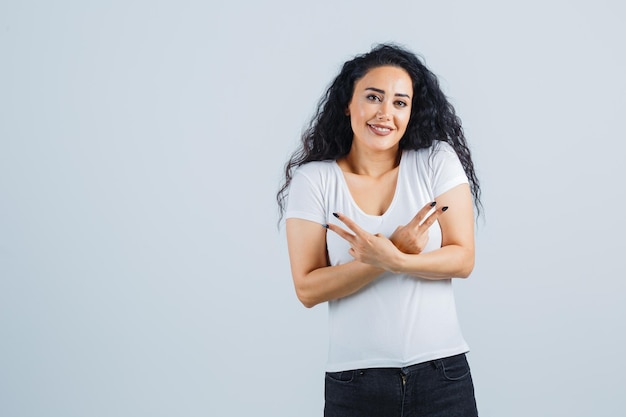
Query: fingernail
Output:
[[442, 206, 449, 212], [332, 212, 340, 218], [430, 201, 437, 207], [322, 224, 329, 229]]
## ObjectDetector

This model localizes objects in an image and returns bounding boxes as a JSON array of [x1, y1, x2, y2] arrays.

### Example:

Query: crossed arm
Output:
[[286, 183, 475, 308]]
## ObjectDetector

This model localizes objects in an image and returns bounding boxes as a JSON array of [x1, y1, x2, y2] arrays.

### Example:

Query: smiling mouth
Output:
[[368, 124, 393, 133]]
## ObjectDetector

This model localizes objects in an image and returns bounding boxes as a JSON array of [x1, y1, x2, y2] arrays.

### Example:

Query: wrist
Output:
[[389, 251, 407, 274]]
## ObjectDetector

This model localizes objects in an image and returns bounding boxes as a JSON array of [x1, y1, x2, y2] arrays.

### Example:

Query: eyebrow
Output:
[[365, 87, 411, 99]]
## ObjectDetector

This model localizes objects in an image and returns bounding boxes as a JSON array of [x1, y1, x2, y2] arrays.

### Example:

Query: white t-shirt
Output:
[[285, 141, 471, 372]]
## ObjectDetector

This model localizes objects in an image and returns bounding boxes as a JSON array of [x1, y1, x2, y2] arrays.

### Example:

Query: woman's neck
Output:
[[339, 145, 401, 177]]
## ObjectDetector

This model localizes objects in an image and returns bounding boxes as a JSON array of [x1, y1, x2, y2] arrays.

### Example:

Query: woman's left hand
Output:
[[327, 213, 400, 271], [389, 201, 442, 254]]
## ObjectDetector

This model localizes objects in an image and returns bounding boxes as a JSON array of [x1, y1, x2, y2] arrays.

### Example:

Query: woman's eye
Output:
[[395, 101, 407, 108], [366, 94, 381, 102]]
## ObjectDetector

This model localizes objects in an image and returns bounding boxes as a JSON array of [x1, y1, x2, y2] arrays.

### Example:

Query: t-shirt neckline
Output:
[[332, 150, 405, 218]]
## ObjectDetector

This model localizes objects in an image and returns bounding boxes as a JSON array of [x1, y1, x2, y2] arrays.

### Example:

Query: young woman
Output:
[[277, 43, 481, 416]]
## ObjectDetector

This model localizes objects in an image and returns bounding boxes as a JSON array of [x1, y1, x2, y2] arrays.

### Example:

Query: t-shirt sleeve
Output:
[[431, 142, 469, 197], [285, 166, 327, 225]]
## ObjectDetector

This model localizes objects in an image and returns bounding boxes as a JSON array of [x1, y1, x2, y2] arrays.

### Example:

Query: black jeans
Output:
[[324, 354, 478, 417]]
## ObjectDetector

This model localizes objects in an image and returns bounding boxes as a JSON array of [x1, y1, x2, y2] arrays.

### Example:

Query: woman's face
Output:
[[347, 65, 413, 154]]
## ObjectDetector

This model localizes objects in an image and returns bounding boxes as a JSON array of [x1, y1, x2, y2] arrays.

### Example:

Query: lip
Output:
[[367, 123, 394, 136]]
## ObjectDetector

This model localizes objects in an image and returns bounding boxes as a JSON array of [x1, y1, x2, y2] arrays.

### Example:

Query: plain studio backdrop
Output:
[[1, 1, 624, 416]]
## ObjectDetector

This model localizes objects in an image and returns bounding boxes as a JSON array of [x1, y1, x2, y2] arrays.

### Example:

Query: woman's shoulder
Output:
[[289, 160, 339, 197], [293, 159, 337, 178], [432, 140, 456, 155], [403, 140, 455, 160]]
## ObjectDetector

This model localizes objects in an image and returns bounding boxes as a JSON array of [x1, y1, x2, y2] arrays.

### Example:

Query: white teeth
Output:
[[371, 125, 390, 132]]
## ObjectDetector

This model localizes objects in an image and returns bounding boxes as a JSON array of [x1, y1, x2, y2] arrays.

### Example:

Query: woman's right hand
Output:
[[389, 201, 445, 254]]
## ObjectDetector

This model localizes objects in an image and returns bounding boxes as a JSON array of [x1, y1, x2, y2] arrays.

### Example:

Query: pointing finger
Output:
[[406, 201, 437, 230], [418, 206, 449, 231], [332, 212, 369, 239], [326, 222, 356, 245]]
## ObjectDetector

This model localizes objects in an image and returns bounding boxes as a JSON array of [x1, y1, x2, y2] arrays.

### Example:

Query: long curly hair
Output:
[[277, 43, 482, 220]]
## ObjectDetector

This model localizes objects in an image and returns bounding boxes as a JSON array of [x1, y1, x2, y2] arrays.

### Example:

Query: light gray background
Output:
[[1, 1, 624, 416]]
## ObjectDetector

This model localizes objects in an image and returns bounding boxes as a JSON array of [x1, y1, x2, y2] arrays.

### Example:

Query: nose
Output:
[[377, 108, 390, 120], [377, 101, 392, 120]]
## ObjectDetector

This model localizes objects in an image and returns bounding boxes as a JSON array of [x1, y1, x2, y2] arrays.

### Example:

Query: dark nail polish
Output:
[[332, 213, 340, 218], [430, 201, 437, 207], [322, 224, 329, 229], [442, 206, 449, 212]]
